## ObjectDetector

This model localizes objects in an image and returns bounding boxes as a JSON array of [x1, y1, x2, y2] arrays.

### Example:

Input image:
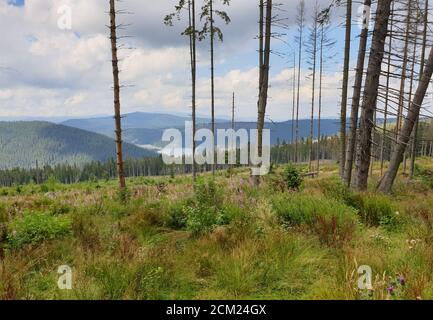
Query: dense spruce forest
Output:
[[0, 121, 154, 169]]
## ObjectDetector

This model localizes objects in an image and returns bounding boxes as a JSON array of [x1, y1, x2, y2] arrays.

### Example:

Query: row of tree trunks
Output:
[[378, 45, 433, 193]]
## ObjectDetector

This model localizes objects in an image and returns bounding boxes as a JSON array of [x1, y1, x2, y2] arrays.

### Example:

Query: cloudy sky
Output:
[[0, 0, 369, 122]]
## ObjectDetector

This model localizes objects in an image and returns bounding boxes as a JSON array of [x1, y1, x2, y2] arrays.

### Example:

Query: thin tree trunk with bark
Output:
[[344, 0, 371, 187], [317, 24, 324, 174], [378, 45, 433, 193], [292, 53, 296, 151], [109, 0, 126, 190], [309, 13, 318, 173], [410, 0, 429, 178], [189, 0, 197, 182], [295, 0, 305, 163], [210, 0, 216, 176], [340, 0, 352, 178], [254, 0, 272, 185], [354, 0, 393, 191]]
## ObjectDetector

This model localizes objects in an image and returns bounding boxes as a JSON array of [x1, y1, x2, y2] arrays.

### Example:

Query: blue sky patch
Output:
[[8, 0, 25, 6]]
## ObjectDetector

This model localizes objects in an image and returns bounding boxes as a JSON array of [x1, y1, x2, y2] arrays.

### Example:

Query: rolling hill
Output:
[[0, 121, 156, 169]]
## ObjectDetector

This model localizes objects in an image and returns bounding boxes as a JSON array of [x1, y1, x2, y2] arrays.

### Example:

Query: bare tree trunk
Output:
[[340, 0, 352, 178], [189, 0, 197, 182], [410, 0, 429, 178], [210, 0, 216, 176], [378, 46, 433, 193], [109, 0, 126, 190], [292, 52, 296, 151], [231, 91, 235, 171], [344, 0, 371, 187], [295, 0, 305, 163], [354, 0, 392, 191], [254, 0, 272, 186], [309, 12, 318, 173], [317, 24, 324, 174]]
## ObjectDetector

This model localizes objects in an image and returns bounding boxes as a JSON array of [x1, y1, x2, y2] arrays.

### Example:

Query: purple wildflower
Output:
[[398, 276, 406, 286], [387, 285, 395, 295]]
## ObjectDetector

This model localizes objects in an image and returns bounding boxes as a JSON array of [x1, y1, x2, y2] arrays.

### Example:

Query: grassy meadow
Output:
[[1, 159, 433, 300]]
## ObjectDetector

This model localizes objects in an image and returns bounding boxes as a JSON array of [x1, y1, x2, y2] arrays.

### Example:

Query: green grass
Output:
[[1, 161, 433, 300]]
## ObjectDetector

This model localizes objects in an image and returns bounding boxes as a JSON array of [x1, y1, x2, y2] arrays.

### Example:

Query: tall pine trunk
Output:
[[339, 0, 352, 178], [210, 0, 216, 176], [317, 24, 324, 174], [354, 0, 392, 191], [189, 0, 197, 182], [295, 0, 305, 163], [309, 13, 318, 173], [109, 0, 126, 190], [254, 0, 272, 185], [378, 45, 433, 193], [344, 0, 371, 187]]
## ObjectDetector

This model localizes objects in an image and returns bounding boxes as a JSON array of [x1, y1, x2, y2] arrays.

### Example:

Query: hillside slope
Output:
[[0, 121, 155, 169]]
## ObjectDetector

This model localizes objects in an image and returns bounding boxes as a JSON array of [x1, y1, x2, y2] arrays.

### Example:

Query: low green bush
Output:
[[194, 178, 221, 208], [272, 194, 358, 245], [317, 176, 356, 207], [283, 164, 303, 190], [185, 206, 228, 236], [351, 193, 399, 229], [7, 211, 72, 249], [165, 200, 191, 230]]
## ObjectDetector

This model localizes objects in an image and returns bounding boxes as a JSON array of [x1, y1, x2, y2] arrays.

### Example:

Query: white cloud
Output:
[[0, 0, 355, 121]]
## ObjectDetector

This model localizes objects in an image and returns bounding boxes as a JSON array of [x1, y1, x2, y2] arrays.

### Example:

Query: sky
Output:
[[0, 0, 371, 122]]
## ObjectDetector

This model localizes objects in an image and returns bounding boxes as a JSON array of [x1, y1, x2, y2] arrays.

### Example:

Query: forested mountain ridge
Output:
[[0, 121, 155, 169], [61, 112, 221, 137], [62, 112, 344, 146]]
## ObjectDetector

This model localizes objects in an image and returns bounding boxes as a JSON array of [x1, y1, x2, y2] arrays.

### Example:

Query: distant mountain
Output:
[[61, 112, 220, 137], [62, 112, 341, 147], [0, 121, 156, 169], [115, 119, 341, 146]]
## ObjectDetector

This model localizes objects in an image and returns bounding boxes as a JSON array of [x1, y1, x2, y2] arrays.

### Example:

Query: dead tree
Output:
[[339, 0, 352, 178], [344, 0, 371, 187], [165, 0, 198, 182], [109, 0, 126, 191], [199, 0, 231, 176], [306, 4, 320, 172], [295, 0, 305, 163], [378, 45, 433, 193], [354, 0, 393, 191], [254, 0, 272, 185]]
